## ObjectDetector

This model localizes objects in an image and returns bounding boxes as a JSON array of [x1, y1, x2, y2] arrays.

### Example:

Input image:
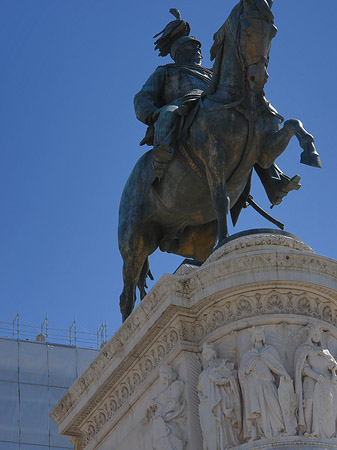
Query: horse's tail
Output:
[[137, 257, 154, 300]]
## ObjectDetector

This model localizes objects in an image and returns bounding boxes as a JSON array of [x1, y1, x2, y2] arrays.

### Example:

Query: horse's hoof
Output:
[[300, 151, 322, 168], [300, 143, 322, 168]]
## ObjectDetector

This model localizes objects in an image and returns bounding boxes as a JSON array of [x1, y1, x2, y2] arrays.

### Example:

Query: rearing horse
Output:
[[118, 0, 321, 321]]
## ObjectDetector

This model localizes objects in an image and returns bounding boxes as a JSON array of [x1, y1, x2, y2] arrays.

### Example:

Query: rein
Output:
[[200, 10, 270, 115], [245, 55, 269, 67], [199, 94, 245, 112]]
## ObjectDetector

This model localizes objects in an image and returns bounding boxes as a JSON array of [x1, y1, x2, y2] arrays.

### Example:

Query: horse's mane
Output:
[[207, 0, 274, 95], [210, 2, 243, 62], [207, 2, 243, 95]]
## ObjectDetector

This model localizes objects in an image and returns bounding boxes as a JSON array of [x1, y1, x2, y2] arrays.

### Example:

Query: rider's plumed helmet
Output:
[[153, 8, 201, 59]]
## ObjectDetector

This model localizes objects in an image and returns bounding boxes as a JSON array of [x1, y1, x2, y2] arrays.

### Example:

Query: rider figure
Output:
[[134, 9, 301, 207]]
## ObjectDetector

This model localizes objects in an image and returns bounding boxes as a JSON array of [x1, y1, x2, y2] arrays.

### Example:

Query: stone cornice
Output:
[[205, 233, 314, 264], [50, 233, 337, 448], [236, 436, 337, 450]]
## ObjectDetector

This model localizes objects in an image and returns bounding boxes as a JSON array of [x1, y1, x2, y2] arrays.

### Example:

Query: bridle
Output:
[[200, 9, 274, 112], [238, 14, 273, 71]]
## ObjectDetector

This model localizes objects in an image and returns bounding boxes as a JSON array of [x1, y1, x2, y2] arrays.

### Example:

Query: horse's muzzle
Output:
[[247, 63, 269, 92]]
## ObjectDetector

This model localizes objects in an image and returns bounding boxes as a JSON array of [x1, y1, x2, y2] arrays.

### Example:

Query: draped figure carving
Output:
[[294, 326, 337, 439], [147, 365, 186, 450], [197, 343, 242, 450], [238, 326, 295, 441]]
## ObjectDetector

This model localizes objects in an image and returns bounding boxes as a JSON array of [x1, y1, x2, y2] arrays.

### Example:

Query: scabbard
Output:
[[247, 195, 284, 230]]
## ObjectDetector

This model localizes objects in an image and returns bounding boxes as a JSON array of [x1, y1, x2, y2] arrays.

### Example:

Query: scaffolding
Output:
[[0, 336, 100, 449], [0, 313, 109, 349]]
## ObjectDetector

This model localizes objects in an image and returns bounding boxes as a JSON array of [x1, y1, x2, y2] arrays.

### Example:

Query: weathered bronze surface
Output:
[[118, 0, 322, 321]]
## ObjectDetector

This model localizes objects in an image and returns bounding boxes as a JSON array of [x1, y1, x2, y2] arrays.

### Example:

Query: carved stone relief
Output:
[[147, 365, 187, 450], [197, 344, 241, 450], [194, 324, 337, 449], [76, 295, 337, 448], [294, 325, 337, 439], [180, 288, 337, 346], [135, 323, 337, 450], [238, 326, 296, 441]]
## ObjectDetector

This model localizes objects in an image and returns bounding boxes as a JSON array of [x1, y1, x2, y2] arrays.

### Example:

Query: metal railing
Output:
[[0, 313, 109, 349]]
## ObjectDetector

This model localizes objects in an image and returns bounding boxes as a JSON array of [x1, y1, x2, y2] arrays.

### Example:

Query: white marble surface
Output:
[[147, 365, 186, 449], [50, 233, 337, 450], [294, 325, 337, 438], [198, 344, 241, 449], [238, 326, 295, 441]]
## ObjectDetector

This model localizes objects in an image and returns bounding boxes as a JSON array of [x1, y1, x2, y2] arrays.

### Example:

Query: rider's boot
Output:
[[254, 163, 301, 207], [271, 173, 301, 206], [152, 143, 174, 179]]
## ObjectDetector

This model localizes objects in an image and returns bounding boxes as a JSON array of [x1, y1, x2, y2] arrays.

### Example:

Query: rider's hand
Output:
[[151, 109, 161, 123]]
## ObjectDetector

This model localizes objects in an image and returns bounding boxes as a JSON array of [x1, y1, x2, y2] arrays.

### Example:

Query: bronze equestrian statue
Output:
[[118, 0, 322, 321]]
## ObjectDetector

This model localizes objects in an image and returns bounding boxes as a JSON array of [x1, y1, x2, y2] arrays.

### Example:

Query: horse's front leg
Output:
[[260, 119, 322, 169]]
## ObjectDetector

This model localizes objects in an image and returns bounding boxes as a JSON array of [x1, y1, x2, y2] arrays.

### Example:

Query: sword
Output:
[[245, 195, 284, 230]]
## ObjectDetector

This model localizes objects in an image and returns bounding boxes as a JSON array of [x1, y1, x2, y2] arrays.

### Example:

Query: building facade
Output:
[[0, 337, 98, 450]]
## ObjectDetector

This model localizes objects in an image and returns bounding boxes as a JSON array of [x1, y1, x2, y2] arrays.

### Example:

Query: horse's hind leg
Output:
[[119, 227, 159, 322], [120, 261, 137, 322], [137, 257, 154, 300], [120, 252, 148, 322]]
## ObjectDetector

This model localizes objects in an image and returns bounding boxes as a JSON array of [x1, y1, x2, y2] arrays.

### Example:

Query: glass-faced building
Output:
[[0, 337, 98, 450]]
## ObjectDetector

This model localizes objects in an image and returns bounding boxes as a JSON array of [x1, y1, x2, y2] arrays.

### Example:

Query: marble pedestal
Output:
[[50, 231, 337, 450]]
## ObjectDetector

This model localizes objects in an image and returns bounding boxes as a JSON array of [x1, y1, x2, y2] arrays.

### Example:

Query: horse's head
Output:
[[239, 0, 277, 92]]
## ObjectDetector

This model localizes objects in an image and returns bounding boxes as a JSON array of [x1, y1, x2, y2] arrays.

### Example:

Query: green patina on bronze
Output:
[[118, 0, 322, 321]]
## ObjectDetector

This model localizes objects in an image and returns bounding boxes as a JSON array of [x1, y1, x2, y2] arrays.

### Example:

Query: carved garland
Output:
[[181, 289, 337, 342]]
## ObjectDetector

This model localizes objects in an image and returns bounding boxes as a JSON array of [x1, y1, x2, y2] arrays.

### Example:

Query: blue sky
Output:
[[1, 0, 336, 336]]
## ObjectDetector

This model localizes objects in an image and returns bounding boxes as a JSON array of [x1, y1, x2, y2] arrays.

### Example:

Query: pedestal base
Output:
[[50, 231, 337, 450]]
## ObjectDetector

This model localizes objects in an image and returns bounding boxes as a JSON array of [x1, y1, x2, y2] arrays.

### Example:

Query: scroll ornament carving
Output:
[[197, 344, 242, 449], [69, 435, 87, 450], [147, 365, 186, 450], [294, 325, 337, 439]]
